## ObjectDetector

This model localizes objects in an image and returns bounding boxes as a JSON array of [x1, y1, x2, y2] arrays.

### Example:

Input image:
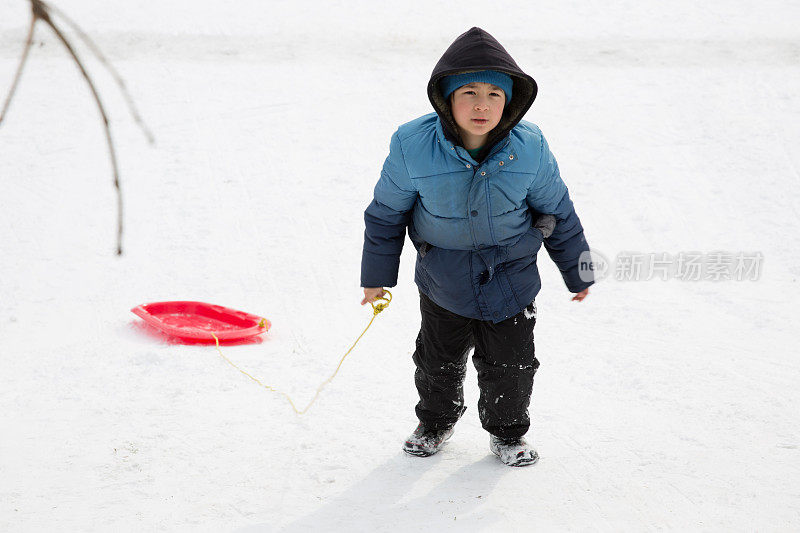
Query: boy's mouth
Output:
[[471, 118, 489, 125]]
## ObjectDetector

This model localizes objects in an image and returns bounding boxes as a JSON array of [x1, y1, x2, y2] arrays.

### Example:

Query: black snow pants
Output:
[[412, 292, 540, 439]]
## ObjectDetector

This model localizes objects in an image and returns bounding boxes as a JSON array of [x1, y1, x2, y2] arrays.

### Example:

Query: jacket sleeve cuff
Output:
[[360, 249, 401, 288], [564, 274, 595, 293]]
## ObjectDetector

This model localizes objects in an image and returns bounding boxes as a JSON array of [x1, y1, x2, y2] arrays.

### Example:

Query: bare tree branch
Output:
[[1, 0, 155, 255], [47, 2, 155, 145], [39, 7, 124, 255], [0, 16, 36, 125]]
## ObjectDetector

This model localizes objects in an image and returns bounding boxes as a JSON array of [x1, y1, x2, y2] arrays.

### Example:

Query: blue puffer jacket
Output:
[[361, 113, 593, 323], [361, 27, 593, 323]]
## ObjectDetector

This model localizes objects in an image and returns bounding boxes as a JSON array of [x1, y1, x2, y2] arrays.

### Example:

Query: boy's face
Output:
[[449, 82, 506, 150]]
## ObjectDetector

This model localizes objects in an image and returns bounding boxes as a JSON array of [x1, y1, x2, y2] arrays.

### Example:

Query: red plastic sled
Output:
[[131, 301, 270, 342]]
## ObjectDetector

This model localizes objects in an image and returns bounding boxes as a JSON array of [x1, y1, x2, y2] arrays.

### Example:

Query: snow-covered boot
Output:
[[490, 435, 539, 467], [402, 423, 454, 457]]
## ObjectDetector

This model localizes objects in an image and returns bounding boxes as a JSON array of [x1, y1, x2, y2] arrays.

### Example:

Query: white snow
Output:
[[1, 0, 799, 530]]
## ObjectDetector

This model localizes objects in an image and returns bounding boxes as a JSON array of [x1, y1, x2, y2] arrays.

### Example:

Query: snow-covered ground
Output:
[[2, 1, 799, 530]]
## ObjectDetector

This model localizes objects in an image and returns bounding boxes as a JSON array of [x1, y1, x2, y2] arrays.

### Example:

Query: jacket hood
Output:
[[427, 27, 538, 160]]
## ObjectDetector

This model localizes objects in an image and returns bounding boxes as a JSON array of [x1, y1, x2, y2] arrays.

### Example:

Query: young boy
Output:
[[360, 27, 593, 467]]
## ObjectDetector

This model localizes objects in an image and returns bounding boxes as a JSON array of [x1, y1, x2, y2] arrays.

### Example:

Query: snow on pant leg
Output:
[[412, 293, 473, 430], [472, 302, 539, 439]]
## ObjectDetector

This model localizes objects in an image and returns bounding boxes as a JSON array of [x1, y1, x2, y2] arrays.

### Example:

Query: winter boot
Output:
[[490, 435, 539, 467], [402, 423, 455, 457]]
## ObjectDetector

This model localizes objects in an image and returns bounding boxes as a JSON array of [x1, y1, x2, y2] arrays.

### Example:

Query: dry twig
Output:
[[0, 0, 154, 255]]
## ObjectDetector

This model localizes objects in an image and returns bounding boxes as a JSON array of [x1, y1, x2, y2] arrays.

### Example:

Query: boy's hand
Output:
[[572, 288, 589, 302], [533, 214, 556, 239], [361, 287, 387, 305]]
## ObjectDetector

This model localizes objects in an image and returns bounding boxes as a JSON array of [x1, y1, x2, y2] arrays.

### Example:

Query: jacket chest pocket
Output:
[[412, 172, 471, 219]]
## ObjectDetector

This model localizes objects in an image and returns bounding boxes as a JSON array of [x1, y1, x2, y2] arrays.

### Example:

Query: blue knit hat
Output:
[[440, 70, 513, 106]]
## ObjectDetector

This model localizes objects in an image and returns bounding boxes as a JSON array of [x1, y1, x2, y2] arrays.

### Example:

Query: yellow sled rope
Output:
[[211, 290, 392, 415]]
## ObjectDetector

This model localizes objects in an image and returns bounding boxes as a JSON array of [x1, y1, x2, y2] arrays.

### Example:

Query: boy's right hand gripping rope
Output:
[[211, 290, 392, 415], [369, 290, 392, 315]]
